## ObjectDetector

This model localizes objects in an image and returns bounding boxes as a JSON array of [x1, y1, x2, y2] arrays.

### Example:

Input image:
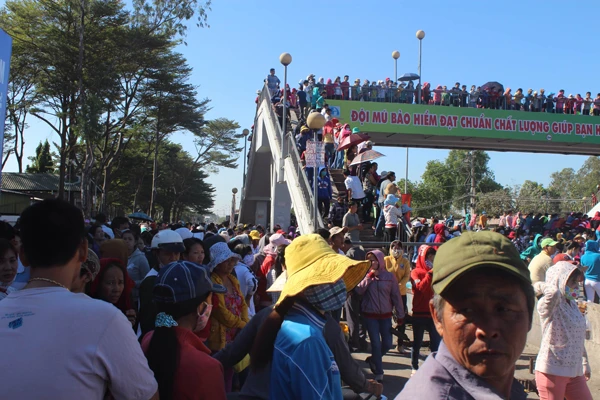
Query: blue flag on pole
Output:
[[0, 29, 13, 188]]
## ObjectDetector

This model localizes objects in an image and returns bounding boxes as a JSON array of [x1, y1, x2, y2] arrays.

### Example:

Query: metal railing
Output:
[[259, 85, 324, 233], [282, 85, 600, 114]]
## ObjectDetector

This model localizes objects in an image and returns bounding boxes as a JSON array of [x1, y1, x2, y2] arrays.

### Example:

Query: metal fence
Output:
[[278, 85, 600, 114]]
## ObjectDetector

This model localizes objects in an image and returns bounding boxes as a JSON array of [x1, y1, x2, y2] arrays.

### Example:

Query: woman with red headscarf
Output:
[[90, 258, 136, 326]]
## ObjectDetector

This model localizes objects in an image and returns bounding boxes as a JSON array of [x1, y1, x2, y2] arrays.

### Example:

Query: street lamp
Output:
[[416, 30, 425, 104], [279, 52, 292, 184], [242, 128, 250, 189], [307, 112, 326, 232], [404, 30, 425, 195], [392, 50, 400, 83], [231, 188, 238, 228]]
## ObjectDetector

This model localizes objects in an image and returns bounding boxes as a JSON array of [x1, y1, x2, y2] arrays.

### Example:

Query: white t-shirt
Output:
[[0, 288, 158, 400], [378, 179, 392, 203], [344, 176, 366, 200]]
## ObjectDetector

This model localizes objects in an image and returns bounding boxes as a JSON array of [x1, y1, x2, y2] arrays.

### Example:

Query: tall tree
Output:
[[26, 139, 54, 173], [140, 50, 208, 217]]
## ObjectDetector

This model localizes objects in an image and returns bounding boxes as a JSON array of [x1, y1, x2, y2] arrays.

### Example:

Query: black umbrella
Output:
[[398, 73, 420, 82], [481, 81, 504, 93], [128, 212, 153, 222]]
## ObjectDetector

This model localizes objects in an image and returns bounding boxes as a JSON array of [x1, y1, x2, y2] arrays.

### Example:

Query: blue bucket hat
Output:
[[384, 194, 399, 206], [153, 261, 226, 304]]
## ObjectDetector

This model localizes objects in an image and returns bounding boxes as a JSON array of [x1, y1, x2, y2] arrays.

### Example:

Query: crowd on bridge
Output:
[[264, 68, 600, 116], [0, 197, 596, 399]]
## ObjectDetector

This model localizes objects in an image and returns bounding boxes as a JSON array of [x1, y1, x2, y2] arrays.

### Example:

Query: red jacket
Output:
[[433, 223, 446, 250], [410, 245, 434, 318]]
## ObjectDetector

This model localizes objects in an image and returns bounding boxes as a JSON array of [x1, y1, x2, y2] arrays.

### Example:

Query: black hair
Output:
[[566, 241, 580, 251], [233, 244, 252, 258], [0, 238, 17, 260], [0, 221, 15, 241], [182, 238, 204, 256], [316, 228, 330, 241], [121, 228, 140, 242], [111, 216, 130, 231], [95, 213, 107, 224], [273, 245, 287, 278], [141, 231, 154, 246], [228, 239, 243, 251], [20, 199, 86, 268], [89, 224, 103, 238], [145, 295, 208, 400]]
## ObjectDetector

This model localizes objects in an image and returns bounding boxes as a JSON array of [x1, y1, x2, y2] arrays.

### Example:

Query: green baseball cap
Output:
[[432, 231, 531, 295], [540, 238, 558, 248]]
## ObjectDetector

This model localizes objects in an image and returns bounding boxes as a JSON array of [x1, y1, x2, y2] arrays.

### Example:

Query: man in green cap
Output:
[[396, 231, 535, 400], [529, 237, 558, 297]]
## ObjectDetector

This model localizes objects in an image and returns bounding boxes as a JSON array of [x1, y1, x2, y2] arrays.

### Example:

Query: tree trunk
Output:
[[78, 0, 90, 213], [162, 202, 173, 223], [14, 113, 25, 173], [81, 143, 94, 216], [149, 131, 160, 219], [101, 166, 112, 213], [57, 116, 68, 200]]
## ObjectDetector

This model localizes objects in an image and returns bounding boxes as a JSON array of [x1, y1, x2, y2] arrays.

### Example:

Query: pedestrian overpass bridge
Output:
[[327, 100, 600, 155], [238, 89, 600, 232]]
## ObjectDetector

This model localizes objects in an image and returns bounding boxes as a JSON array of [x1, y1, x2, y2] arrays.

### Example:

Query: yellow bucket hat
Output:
[[275, 234, 371, 306]]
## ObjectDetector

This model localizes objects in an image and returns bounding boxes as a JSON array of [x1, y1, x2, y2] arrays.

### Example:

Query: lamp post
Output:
[[231, 188, 238, 228], [279, 52, 292, 184], [242, 128, 250, 189], [307, 112, 326, 232], [405, 30, 425, 195], [392, 50, 400, 83], [416, 30, 425, 104]]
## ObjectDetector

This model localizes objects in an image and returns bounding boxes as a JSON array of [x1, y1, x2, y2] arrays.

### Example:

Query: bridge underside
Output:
[[368, 131, 600, 155]]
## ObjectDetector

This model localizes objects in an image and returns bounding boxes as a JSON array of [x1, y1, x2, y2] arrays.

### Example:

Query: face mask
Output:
[[425, 260, 434, 270], [391, 249, 401, 258], [243, 254, 254, 266], [565, 286, 579, 301], [304, 279, 347, 311], [195, 303, 212, 331]]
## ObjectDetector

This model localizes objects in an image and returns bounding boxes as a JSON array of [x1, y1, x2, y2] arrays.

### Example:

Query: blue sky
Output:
[[4, 0, 599, 216]]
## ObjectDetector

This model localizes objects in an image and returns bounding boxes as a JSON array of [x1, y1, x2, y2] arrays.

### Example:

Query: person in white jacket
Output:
[[535, 261, 592, 400], [383, 194, 403, 243]]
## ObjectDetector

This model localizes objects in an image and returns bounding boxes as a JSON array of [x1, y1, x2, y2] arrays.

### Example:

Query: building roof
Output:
[[1, 173, 80, 192]]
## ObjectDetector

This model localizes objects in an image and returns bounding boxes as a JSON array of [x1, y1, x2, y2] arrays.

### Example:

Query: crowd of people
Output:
[[0, 196, 597, 399], [265, 68, 600, 116]]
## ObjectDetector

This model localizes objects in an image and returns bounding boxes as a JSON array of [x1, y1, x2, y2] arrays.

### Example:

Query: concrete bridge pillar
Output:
[[270, 161, 291, 231]]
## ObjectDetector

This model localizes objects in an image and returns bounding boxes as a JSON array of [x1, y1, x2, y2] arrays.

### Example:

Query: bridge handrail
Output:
[[259, 85, 324, 233]]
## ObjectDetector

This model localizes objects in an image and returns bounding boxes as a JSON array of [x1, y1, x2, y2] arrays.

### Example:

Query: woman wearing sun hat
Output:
[[207, 242, 249, 391], [250, 234, 371, 400], [141, 260, 227, 400]]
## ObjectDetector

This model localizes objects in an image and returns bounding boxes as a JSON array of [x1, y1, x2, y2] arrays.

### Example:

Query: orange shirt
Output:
[[142, 327, 227, 400]]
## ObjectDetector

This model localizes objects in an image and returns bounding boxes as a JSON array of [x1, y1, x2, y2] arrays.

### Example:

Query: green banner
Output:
[[327, 100, 600, 144]]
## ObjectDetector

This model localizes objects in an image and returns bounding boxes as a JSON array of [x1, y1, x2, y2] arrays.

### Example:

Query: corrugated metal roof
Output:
[[1, 173, 80, 192]]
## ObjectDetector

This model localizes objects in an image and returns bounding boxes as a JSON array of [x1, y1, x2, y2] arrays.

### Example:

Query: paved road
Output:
[[350, 328, 546, 399]]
